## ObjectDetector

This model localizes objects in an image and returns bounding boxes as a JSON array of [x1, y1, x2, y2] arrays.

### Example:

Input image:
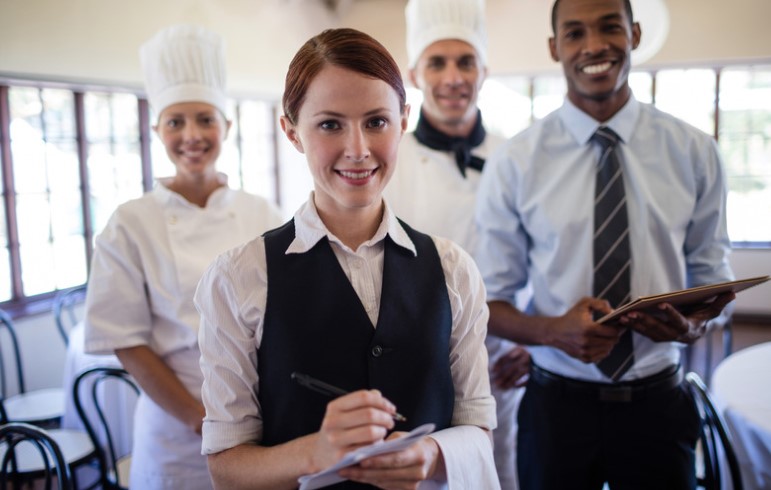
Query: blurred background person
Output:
[[385, 0, 530, 487], [83, 24, 283, 489]]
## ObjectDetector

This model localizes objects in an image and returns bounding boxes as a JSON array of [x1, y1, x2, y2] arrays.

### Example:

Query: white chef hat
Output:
[[139, 24, 228, 119], [405, 0, 487, 69]]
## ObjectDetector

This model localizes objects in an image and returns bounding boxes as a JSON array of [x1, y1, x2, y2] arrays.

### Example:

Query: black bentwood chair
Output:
[[73, 366, 140, 490], [685, 372, 744, 490], [0, 422, 74, 490], [0, 308, 65, 428], [52, 285, 88, 346]]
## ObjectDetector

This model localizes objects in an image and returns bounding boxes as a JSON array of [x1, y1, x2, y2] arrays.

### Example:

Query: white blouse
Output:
[[195, 195, 499, 489]]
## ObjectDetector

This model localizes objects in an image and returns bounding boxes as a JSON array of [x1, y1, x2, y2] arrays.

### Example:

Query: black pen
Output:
[[291, 371, 407, 422]]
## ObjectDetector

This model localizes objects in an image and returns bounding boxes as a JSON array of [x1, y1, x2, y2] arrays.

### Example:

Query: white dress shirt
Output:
[[476, 96, 734, 382]]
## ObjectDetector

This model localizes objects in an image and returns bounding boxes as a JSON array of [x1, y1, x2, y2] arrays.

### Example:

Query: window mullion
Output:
[[74, 91, 94, 267], [235, 103, 244, 187], [138, 98, 153, 192], [714, 68, 721, 141], [528, 77, 535, 125], [0, 85, 23, 300], [270, 104, 282, 208]]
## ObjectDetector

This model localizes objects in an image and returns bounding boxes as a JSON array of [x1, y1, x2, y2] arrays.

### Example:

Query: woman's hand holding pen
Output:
[[308, 389, 397, 473], [339, 432, 443, 490]]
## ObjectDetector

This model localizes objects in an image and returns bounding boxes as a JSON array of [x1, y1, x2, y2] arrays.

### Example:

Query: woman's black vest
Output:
[[259, 219, 453, 488]]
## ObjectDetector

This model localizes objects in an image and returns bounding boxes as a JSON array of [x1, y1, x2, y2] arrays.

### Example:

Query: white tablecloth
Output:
[[61, 323, 136, 459], [712, 342, 771, 490]]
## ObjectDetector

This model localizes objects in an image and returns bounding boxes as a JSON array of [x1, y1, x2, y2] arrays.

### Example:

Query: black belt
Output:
[[530, 363, 683, 403]]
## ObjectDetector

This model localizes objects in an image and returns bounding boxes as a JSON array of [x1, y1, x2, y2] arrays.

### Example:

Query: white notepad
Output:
[[298, 423, 436, 490]]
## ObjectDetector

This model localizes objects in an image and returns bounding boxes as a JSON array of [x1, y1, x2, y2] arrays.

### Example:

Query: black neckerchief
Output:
[[413, 109, 486, 178]]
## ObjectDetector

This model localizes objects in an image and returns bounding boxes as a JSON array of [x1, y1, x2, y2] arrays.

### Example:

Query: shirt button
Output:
[[371, 345, 383, 357], [168, 215, 177, 225]]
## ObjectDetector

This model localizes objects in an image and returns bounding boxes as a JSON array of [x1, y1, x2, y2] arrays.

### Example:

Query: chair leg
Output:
[[704, 332, 713, 386], [723, 320, 733, 359], [683, 344, 693, 373]]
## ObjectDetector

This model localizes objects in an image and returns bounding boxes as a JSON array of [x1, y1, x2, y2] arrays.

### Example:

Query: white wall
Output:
[[729, 251, 771, 316], [3, 0, 771, 97]]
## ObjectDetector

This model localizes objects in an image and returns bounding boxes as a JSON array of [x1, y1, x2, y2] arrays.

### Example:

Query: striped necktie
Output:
[[592, 127, 634, 381]]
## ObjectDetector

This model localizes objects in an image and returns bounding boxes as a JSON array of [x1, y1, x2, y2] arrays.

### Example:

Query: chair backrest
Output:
[[683, 316, 734, 386], [0, 308, 26, 398], [0, 422, 74, 490], [73, 366, 139, 490], [52, 286, 87, 346], [685, 372, 744, 490]]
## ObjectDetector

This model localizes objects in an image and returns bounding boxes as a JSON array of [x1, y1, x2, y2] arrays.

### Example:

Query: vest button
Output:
[[371, 345, 383, 357]]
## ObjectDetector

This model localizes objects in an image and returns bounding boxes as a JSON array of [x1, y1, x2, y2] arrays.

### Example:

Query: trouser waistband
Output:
[[529, 363, 683, 403]]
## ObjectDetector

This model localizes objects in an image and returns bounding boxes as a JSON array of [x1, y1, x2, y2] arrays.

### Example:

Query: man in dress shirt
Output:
[[474, 0, 736, 488], [385, 0, 529, 487]]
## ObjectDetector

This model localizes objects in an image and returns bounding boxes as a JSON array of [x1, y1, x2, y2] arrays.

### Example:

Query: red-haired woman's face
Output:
[[281, 65, 408, 219]]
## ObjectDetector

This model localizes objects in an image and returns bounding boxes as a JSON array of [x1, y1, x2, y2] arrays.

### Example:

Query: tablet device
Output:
[[598, 275, 770, 324]]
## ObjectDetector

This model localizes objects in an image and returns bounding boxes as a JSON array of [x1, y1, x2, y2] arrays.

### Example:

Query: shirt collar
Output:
[[154, 172, 232, 208], [287, 192, 417, 256], [559, 95, 641, 146]]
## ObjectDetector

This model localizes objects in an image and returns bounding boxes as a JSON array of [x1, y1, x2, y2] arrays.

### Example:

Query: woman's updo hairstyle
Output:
[[282, 28, 407, 125]]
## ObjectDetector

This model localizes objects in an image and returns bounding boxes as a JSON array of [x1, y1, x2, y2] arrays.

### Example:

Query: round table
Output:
[[712, 342, 771, 490]]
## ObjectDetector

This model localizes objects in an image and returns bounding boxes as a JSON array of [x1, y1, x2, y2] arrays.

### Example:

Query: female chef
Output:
[[83, 24, 283, 489]]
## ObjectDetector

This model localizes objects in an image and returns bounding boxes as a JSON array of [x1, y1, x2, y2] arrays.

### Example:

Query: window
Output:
[[478, 76, 533, 138], [655, 69, 717, 135], [479, 76, 532, 138], [532, 75, 567, 120], [226, 101, 279, 203], [0, 78, 279, 314], [85, 92, 145, 237], [486, 62, 771, 246], [629, 72, 653, 104], [0, 110, 9, 301], [3, 62, 769, 315], [718, 66, 771, 244], [9, 87, 86, 297], [405, 87, 423, 132]]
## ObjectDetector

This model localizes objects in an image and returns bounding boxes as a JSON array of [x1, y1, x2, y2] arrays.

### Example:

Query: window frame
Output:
[[0, 75, 281, 318]]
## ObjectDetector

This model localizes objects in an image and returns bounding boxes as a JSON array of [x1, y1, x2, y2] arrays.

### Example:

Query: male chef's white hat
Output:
[[405, 0, 487, 69], [139, 24, 228, 119]]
